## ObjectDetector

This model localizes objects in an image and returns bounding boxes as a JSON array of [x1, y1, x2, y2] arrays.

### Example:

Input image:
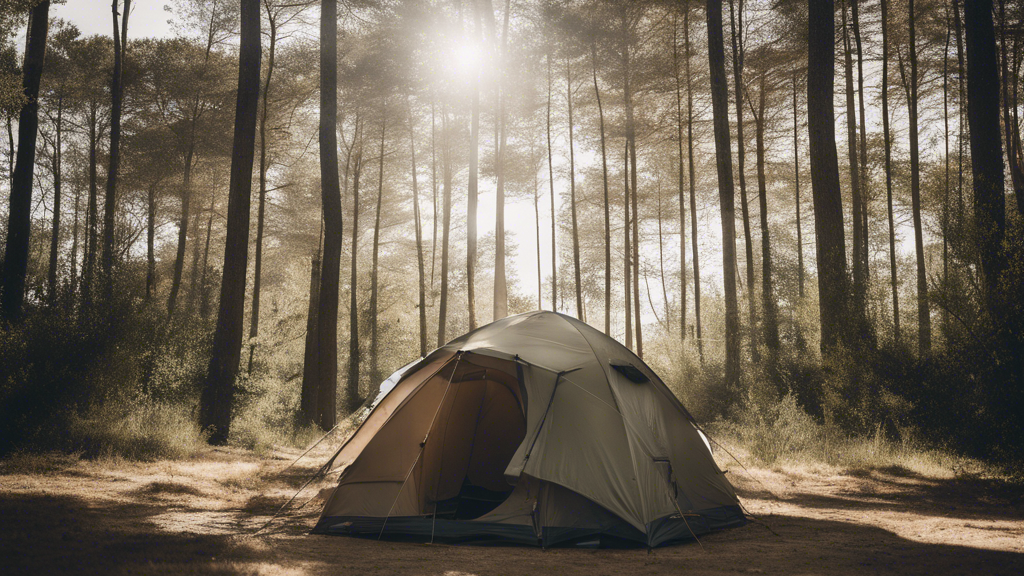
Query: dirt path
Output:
[[1, 448, 1021, 575]]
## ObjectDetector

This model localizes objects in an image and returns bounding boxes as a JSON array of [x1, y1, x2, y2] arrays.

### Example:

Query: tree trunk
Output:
[[370, 108, 386, 386], [592, 43, 611, 334], [102, 0, 129, 304], [408, 98, 427, 357], [852, 0, 869, 291], [347, 148, 363, 413], [248, 10, 277, 373], [546, 49, 557, 312], [953, 0, 967, 257], [842, 0, 866, 337], [566, 57, 583, 321], [706, 0, 741, 386], [84, 108, 99, 307], [943, 5, 951, 336], [167, 149, 194, 315], [1000, 1, 1024, 217], [881, 0, 900, 343], [808, 0, 851, 353], [909, 0, 931, 356], [793, 69, 805, 300], [729, 0, 757, 363], [685, 7, 703, 362], [673, 13, 687, 341], [534, 146, 543, 310], [467, 4, 481, 331], [47, 97, 63, 304], [313, 0, 343, 427], [1, 1, 50, 322], [198, 0, 260, 444], [753, 75, 779, 353], [198, 194, 214, 319], [492, 0, 511, 321], [437, 109, 452, 345], [72, 184, 81, 296], [623, 14, 642, 357], [146, 183, 155, 301], [657, 184, 669, 329], [964, 0, 1007, 315], [300, 245, 321, 425], [623, 141, 632, 350], [430, 99, 438, 303]]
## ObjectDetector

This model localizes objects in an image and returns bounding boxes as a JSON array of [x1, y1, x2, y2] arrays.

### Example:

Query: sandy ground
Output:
[[1, 447, 1022, 576]]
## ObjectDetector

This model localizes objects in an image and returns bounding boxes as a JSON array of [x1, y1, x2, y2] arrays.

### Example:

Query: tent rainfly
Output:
[[313, 311, 745, 547]]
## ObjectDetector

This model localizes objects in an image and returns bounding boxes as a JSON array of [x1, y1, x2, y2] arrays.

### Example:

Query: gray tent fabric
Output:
[[313, 311, 745, 547]]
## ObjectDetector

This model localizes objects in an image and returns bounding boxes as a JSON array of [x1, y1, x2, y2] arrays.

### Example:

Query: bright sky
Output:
[[53, 0, 174, 40]]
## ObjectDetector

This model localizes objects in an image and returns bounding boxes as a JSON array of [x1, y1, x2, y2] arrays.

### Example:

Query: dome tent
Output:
[[313, 311, 745, 547]]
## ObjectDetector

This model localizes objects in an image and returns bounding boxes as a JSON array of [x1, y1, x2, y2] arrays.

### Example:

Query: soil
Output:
[[1, 447, 1022, 575]]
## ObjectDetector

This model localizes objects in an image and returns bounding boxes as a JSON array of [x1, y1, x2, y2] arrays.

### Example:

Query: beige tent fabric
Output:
[[318, 311, 740, 539]]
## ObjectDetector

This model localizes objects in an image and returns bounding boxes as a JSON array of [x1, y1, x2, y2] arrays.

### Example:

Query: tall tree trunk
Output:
[[706, 0, 741, 386], [685, 7, 703, 362], [793, 69, 805, 300], [314, 0, 343, 427], [623, 13, 642, 356], [187, 198, 204, 308], [248, 9, 277, 373], [657, 184, 669, 328], [430, 98, 438, 302], [909, 0, 932, 356], [72, 184, 81, 295], [953, 0, 967, 252], [593, 43, 611, 334], [567, 57, 583, 321], [437, 110, 452, 345], [492, 0, 511, 321], [1000, 1, 1024, 216], [943, 5, 951, 337], [84, 109, 99, 306], [347, 148, 363, 412], [623, 141, 632, 350], [146, 183, 155, 300], [881, 0, 900, 343], [673, 12, 687, 341], [198, 0, 260, 444], [964, 0, 1007, 315], [47, 97, 63, 303], [729, 0, 757, 363], [467, 4, 481, 331], [546, 49, 557, 312], [534, 146, 542, 310], [370, 107, 386, 386], [300, 243, 321, 425], [1, 1, 50, 322], [752, 75, 779, 353], [842, 0, 866, 337], [808, 0, 851, 353], [852, 0, 870, 286], [408, 98, 427, 357], [198, 194, 214, 319], [103, 0, 129, 303]]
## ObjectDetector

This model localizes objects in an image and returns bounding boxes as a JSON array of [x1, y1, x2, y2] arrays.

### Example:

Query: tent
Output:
[[313, 311, 745, 547]]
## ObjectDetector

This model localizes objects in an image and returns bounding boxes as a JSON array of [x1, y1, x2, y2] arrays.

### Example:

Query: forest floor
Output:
[[1, 446, 1023, 576]]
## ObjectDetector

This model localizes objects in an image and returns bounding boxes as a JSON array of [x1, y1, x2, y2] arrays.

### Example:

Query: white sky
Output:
[[52, 0, 174, 40]]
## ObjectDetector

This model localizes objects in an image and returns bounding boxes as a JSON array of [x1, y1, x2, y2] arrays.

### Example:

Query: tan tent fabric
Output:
[[315, 311, 745, 547]]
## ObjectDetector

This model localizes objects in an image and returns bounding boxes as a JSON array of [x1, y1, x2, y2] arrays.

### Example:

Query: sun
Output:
[[454, 41, 483, 76]]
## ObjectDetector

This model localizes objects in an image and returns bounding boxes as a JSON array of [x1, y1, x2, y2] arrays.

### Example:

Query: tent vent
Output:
[[611, 363, 648, 383]]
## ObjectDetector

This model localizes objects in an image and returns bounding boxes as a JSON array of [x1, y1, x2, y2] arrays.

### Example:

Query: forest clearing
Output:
[[2, 444, 1022, 575], [4, 0, 1024, 572]]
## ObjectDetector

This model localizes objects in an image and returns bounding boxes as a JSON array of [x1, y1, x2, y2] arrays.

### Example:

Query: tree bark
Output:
[[751, 74, 779, 353], [852, 0, 869, 290], [591, 43, 611, 334], [102, 0, 129, 304], [347, 147, 363, 413], [408, 97, 427, 357], [566, 57, 583, 321], [964, 0, 1007, 315], [370, 107, 386, 386], [729, 0, 757, 363], [546, 48, 557, 312], [909, 0, 932, 356], [47, 96, 63, 303], [881, 0, 900, 343], [492, 0, 511, 321], [793, 69, 804, 301], [198, 0, 260, 444], [623, 141, 632, 350], [467, 3, 481, 331], [437, 110, 452, 345], [808, 0, 851, 353], [842, 0, 866, 336], [622, 13, 642, 357], [673, 13, 687, 341], [300, 244, 321, 425], [685, 6, 703, 362], [706, 0, 741, 386], [198, 193, 214, 319], [248, 7, 277, 373], [83, 107, 99, 307], [313, 0, 344, 427], [1, 1, 50, 322]]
